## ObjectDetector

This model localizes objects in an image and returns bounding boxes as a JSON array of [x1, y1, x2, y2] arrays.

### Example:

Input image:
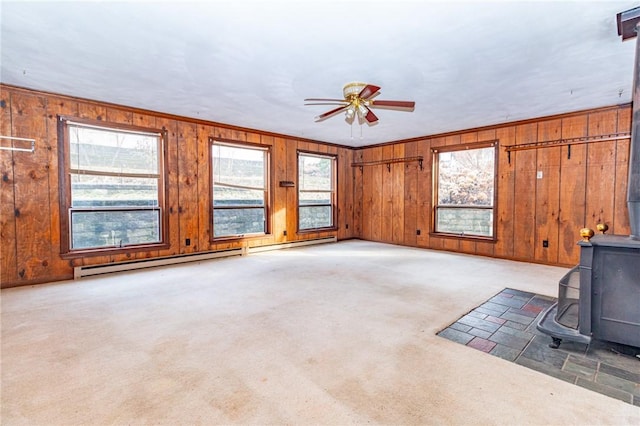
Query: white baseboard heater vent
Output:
[[247, 236, 337, 254], [73, 237, 337, 279], [74, 248, 243, 279]]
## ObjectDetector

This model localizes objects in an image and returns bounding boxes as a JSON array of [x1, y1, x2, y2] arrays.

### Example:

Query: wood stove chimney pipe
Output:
[[618, 6, 640, 239]]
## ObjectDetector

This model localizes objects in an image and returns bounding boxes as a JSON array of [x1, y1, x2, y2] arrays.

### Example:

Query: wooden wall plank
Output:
[[0, 89, 18, 286], [494, 126, 516, 259], [534, 119, 561, 264], [369, 147, 383, 242], [557, 115, 588, 265], [11, 92, 52, 281], [381, 145, 394, 242], [337, 147, 354, 240], [359, 149, 372, 240], [613, 106, 631, 235], [353, 149, 364, 238], [586, 110, 617, 230], [416, 138, 433, 248], [392, 143, 405, 244], [156, 117, 180, 257], [106, 108, 133, 125], [197, 124, 213, 251], [513, 123, 537, 260], [272, 136, 287, 243], [177, 122, 199, 253], [45, 97, 77, 280], [403, 141, 418, 246], [285, 138, 299, 241]]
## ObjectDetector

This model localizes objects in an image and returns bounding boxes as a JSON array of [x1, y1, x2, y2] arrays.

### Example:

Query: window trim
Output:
[[430, 140, 498, 242], [58, 115, 170, 258], [297, 150, 338, 233], [209, 138, 272, 242]]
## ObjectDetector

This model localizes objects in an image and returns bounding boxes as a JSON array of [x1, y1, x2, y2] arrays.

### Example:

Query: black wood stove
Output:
[[537, 7, 640, 350]]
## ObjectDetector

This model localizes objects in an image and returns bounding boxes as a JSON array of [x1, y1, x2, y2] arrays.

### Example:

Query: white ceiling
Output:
[[1, 1, 637, 147]]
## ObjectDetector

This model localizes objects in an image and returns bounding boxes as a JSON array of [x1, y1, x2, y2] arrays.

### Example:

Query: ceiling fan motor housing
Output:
[[343, 82, 367, 101]]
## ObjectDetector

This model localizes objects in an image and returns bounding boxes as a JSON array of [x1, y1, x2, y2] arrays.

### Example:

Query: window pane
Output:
[[213, 208, 265, 237], [299, 206, 332, 230], [213, 186, 264, 206], [71, 174, 158, 207], [437, 147, 494, 206], [71, 210, 160, 249], [299, 155, 332, 190], [436, 207, 493, 237], [299, 191, 331, 205], [70, 126, 158, 175], [212, 144, 265, 189]]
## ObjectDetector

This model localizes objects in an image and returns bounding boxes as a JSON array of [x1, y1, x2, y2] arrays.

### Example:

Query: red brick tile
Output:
[[467, 337, 497, 353], [486, 315, 507, 325], [522, 304, 544, 314]]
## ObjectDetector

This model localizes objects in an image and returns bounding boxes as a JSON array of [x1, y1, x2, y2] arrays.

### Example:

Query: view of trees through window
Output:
[[212, 143, 268, 238], [298, 153, 335, 230], [435, 145, 495, 237], [67, 124, 163, 250]]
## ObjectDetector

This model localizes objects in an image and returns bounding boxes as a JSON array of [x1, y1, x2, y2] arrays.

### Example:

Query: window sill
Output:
[[429, 232, 496, 243], [60, 242, 170, 259], [211, 233, 268, 243], [297, 227, 338, 234]]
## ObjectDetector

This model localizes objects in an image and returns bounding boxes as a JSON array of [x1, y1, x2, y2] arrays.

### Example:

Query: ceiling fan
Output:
[[304, 82, 415, 125]]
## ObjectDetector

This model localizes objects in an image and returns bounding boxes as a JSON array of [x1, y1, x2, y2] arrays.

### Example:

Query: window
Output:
[[211, 141, 269, 239], [298, 152, 336, 231], [432, 142, 497, 239], [59, 117, 168, 255]]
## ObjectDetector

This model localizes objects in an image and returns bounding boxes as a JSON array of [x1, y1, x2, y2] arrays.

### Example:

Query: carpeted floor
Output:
[[438, 288, 640, 406], [2, 240, 639, 425]]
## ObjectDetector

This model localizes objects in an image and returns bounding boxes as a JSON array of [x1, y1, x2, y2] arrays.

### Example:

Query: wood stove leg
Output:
[[549, 337, 562, 349]]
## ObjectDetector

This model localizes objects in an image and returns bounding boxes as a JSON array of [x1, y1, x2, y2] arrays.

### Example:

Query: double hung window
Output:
[[211, 141, 269, 238], [432, 142, 497, 239], [59, 117, 167, 255], [298, 152, 336, 231]]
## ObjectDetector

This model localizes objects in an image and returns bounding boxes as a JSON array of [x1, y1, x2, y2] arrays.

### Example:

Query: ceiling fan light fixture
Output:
[[343, 82, 367, 100], [345, 106, 355, 120]]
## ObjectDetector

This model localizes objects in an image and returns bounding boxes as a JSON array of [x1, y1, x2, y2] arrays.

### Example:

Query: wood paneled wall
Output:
[[1, 83, 632, 287], [0, 85, 356, 288], [353, 105, 632, 267]]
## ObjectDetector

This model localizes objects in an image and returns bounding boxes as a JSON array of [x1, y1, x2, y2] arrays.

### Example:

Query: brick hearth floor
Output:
[[437, 288, 640, 406]]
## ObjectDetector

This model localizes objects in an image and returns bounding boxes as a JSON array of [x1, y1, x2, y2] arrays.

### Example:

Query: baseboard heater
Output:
[[74, 248, 243, 279], [73, 237, 337, 279], [247, 236, 337, 254]]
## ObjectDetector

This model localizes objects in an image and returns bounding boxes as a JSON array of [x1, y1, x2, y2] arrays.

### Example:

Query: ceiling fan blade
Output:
[[370, 100, 415, 109], [305, 102, 350, 106], [315, 105, 350, 121], [364, 107, 378, 124], [304, 98, 348, 102], [358, 84, 381, 100]]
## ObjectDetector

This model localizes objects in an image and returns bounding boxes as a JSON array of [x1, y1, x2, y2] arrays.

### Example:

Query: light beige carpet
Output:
[[2, 240, 639, 425]]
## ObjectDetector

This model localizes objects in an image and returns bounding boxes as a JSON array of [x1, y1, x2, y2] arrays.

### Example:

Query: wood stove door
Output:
[[591, 244, 640, 348]]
